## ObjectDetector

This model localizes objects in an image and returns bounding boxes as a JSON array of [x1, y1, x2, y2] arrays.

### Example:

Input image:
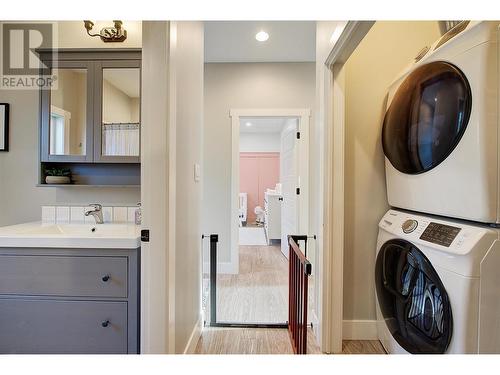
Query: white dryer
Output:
[[375, 209, 500, 354], [382, 21, 500, 223]]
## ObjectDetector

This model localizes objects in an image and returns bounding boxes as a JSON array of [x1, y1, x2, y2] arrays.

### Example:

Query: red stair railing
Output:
[[288, 235, 312, 354]]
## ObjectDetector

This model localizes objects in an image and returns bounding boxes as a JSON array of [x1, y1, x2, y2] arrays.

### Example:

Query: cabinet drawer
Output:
[[0, 299, 127, 354], [0, 255, 127, 298]]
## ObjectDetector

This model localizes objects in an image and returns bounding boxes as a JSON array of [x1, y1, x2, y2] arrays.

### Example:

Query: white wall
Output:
[[203, 62, 315, 268], [239, 132, 281, 152], [140, 20, 204, 354], [140, 20, 171, 354], [172, 21, 204, 354], [309, 21, 347, 350], [0, 21, 140, 227], [342, 21, 441, 323]]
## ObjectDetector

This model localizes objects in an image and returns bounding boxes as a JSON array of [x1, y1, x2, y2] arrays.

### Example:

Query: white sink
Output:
[[0, 222, 140, 249]]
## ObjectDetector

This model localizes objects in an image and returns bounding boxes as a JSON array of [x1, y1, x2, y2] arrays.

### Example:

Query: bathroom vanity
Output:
[[0, 222, 140, 354]]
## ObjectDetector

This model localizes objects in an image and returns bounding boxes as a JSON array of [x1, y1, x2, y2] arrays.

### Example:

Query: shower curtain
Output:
[[102, 123, 140, 156]]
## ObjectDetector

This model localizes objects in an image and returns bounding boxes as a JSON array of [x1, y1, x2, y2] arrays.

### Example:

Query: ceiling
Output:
[[103, 68, 140, 98], [204, 21, 316, 63], [240, 117, 292, 134]]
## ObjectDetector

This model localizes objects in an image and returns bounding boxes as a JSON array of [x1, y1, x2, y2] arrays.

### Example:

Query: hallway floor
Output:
[[194, 327, 321, 354], [216, 242, 288, 323], [194, 327, 386, 354]]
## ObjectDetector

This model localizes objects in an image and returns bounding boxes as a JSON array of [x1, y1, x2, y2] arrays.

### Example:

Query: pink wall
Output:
[[240, 152, 280, 223]]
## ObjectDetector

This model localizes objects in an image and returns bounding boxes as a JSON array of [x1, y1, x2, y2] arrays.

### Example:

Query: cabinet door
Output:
[[0, 299, 128, 354], [0, 255, 128, 298], [40, 60, 94, 162], [94, 60, 141, 163]]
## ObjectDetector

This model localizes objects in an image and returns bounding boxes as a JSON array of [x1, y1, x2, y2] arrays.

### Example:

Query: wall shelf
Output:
[[40, 162, 140, 186]]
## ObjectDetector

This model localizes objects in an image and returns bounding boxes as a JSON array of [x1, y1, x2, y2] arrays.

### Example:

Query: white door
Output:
[[280, 119, 299, 258]]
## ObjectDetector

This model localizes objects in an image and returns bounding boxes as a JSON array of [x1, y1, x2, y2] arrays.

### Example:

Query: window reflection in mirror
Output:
[[49, 68, 87, 156], [102, 68, 140, 157]]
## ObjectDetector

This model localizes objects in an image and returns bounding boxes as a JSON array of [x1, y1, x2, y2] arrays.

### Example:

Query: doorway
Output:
[[201, 109, 310, 327]]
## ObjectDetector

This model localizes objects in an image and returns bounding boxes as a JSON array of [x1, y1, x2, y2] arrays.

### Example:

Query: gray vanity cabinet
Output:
[[0, 247, 140, 354]]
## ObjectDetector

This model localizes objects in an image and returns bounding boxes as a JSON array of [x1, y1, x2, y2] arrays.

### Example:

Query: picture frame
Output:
[[0, 103, 9, 152]]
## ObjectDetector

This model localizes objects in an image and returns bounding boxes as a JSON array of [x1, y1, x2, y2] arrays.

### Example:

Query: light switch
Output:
[[194, 163, 201, 182]]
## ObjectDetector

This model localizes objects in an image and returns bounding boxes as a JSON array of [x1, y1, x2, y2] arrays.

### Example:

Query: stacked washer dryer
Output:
[[375, 21, 500, 354]]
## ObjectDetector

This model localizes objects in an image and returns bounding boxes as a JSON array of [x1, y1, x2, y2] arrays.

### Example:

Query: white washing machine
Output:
[[382, 21, 500, 224], [375, 209, 500, 354]]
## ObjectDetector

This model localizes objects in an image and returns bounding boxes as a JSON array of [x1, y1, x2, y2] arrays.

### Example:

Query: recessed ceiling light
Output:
[[255, 31, 269, 42], [245, 122, 252, 127]]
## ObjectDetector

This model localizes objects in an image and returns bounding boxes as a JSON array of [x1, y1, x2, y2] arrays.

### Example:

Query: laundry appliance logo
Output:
[[0, 22, 58, 90]]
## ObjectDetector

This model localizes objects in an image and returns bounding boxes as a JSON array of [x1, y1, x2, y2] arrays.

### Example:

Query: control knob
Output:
[[402, 219, 418, 234]]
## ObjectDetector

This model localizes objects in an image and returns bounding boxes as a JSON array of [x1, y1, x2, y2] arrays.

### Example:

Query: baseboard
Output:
[[183, 314, 203, 354], [342, 320, 378, 340]]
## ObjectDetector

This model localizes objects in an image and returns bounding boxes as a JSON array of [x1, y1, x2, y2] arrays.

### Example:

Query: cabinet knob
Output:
[[102, 274, 111, 282], [278, 197, 283, 201], [101, 320, 110, 328]]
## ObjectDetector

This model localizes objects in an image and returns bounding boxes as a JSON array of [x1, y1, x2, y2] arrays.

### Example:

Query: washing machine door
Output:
[[375, 239, 453, 353], [382, 61, 472, 174]]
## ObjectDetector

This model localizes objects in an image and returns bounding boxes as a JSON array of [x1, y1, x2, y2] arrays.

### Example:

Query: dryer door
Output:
[[375, 239, 453, 353], [382, 61, 471, 174]]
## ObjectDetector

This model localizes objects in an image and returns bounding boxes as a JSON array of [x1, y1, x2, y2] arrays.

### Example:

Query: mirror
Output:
[[102, 68, 140, 157], [49, 68, 87, 156]]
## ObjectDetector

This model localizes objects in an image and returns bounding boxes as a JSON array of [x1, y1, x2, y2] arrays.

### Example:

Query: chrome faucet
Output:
[[85, 204, 104, 224]]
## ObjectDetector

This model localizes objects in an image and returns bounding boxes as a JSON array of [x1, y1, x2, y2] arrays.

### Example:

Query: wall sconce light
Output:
[[83, 20, 127, 43]]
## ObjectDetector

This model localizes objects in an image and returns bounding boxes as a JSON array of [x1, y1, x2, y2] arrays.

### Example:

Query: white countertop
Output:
[[0, 221, 141, 249]]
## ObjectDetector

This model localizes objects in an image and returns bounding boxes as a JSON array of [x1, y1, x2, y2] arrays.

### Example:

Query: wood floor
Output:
[[198, 233, 386, 354], [194, 327, 321, 354], [194, 327, 386, 354], [214, 243, 289, 323]]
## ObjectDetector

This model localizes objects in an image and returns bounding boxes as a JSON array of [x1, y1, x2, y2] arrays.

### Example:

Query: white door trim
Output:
[[320, 21, 374, 354], [140, 21, 176, 353], [229, 108, 311, 274]]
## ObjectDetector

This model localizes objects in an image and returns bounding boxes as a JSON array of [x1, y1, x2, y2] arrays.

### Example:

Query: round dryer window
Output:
[[382, 61, 472, 174], [375, 239, 453, 353]]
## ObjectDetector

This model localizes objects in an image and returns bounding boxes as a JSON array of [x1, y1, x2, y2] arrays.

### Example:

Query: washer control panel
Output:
[[419, 222, 461, 247], [402, 219, 418, 234]]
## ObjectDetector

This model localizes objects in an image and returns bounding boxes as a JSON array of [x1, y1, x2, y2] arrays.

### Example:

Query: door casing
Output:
[[229, 108, 310, 275]]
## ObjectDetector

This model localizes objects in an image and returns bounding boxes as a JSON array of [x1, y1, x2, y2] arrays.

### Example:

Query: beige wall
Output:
[[203, 62, 315, 266], [343, 21, 441, 321], [103, 79, 137, 123], [0, 21, 141, 227]]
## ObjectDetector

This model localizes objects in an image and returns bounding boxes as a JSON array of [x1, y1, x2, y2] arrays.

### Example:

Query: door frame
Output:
[[140, 21, 177, 353], [320, 21, 374, 353], [229, 108, 311, 274]]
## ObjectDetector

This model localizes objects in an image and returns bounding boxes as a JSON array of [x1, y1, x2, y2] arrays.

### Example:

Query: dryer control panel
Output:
[[419, 222, 461, 247]]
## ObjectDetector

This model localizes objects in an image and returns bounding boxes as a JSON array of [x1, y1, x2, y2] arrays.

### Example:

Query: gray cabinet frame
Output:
[[39, 49, 141, 164], [94, 59, 141, 163], [40, 59, 95, 162]]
